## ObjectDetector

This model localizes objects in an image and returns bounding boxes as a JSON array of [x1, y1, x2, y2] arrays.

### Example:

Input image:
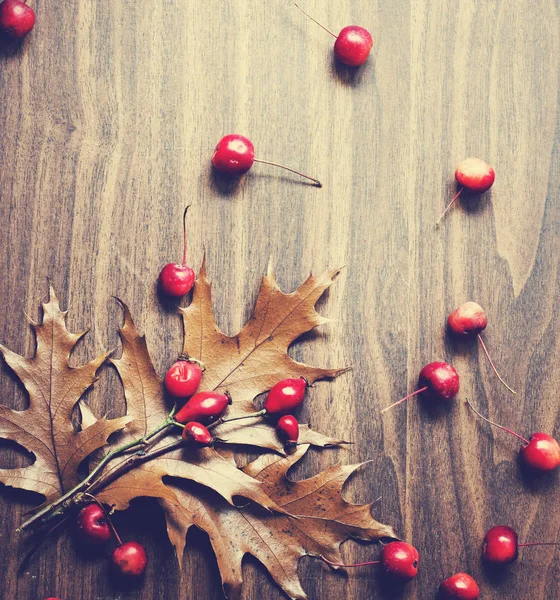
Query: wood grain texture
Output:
[[0, 0, 559, 598]]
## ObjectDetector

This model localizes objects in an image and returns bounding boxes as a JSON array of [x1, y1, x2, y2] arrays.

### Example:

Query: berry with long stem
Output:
[[212, 134, 322, 186], [448, 302, 515, 395], [382, 362, 459, 413], [159, 206, 196, 297], [483, 525, 560, 565], [437, 158, 495, 224], [466, 400, 560, 472], [292, 2, 373, 67], [321, 541, 419, 582]]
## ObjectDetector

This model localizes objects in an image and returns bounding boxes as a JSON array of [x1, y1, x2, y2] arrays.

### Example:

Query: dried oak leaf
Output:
[[95, 303, 287, 512], [0, 288, 130, 501], [162, 445, 397, 600], [181, 260, 348, 450]]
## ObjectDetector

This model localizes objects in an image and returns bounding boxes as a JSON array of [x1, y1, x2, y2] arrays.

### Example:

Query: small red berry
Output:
[[381, 541, 420, 581], [0, 0, 35, 39], [111, 541, 148, 577], [276, 415, 299, 444], [519, 433, 560, 472], [76, 503, 112, 545], [334, 26, 373, 66], [437, 158, 495, 224], [418, 362, 460, 401], [382, 362, 459, 413], [264, 377, 308, 415], [439, 572, 480, 599], [483, 526, 518, 565], [182, 421, 213, 446], [159, 206, 195, 297], [212, 134, 321, 185], [174, 390, 231, 424], [212, 134, 255, 176], [292, 3, 373, 67], [455, 158, 495, 194], [164, 358, 202, 399], [447, 302, 487, 336]]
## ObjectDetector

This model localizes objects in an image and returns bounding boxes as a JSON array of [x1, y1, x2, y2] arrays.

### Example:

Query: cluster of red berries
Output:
[[165, 354, 308, 446]]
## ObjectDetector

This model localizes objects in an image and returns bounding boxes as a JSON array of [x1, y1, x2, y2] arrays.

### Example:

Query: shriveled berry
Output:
[[448, 302, 487, 336], [164, 358, 202, 399]]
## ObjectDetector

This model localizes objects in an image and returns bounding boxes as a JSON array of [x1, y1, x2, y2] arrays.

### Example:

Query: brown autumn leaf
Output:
[[161, 445, 397, 600], [181, 260, 349, 449], [0, 288, 131, 501]]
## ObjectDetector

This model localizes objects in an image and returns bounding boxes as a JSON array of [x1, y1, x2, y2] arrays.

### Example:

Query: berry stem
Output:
[[436, 187, 463, 225], [466, 399, 530, 445], [83, 493, 123, 546], [181, 205, 191, 267], [208, 409, 267, 430], [253, 158, 322, 187], [291, 2, 337, 38], [518, 542, 560, 547], [477, 334, 516, 395], [321, 556, 380, 568], [381, 386, 428, 414]]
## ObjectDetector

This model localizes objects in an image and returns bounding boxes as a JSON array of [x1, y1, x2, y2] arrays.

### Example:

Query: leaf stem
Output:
[[18, 411, 176, 532]]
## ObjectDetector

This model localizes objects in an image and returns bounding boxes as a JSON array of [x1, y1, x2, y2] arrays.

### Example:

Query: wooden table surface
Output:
[[1, 1, 559, 599]]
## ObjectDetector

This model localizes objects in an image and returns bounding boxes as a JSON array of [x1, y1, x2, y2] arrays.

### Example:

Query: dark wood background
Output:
[[1, 1, 559, 598]]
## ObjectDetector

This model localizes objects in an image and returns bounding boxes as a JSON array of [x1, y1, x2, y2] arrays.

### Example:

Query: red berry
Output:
[[212, 134, 255, 176], [0, 0, 35, 39], [437, 158, 495, 224], [520, 433, 560, 472], [418, 362, 460, 401], [174, 390, 231, 424], [455, 158, 495, 194], [75, 504, 112, 545], [334, 26, 373, 66], [159, 263, 195, 297], [111, 541, 148, 577], [276, 415, 299, 444], [211, 134, 321, 185], [382, 362, 459, 413], [164, 358, 202, 399], [159, 206, 195, 297], [483, 526, 518, 565], [182, 421, 213, 446], [439, 572, 480, 599], [264, 377, 308, 415], [447, 302, 487, 336], [381, 541, 419, 581]]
